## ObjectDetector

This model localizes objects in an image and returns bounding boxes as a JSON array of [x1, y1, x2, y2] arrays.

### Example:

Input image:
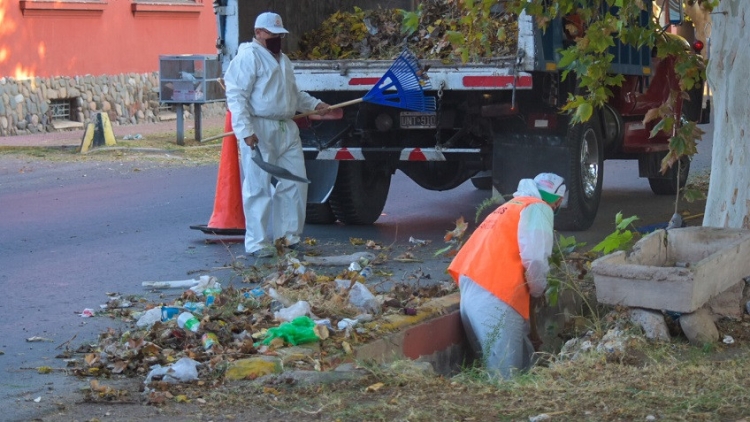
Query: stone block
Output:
[[629, 308, 670, 341], [592, 227, 750, 313], [704, 280, 743, 320], [680, 307, 719, 345]]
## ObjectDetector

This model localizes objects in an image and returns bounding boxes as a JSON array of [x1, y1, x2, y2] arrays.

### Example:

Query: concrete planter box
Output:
[[592, 227, 750, 313]]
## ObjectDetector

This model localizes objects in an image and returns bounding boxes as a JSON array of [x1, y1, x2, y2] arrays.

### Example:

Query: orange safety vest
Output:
[[447, 196, 543, 319]]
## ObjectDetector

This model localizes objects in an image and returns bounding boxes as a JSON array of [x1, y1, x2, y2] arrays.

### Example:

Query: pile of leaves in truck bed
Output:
[[288, 0, 518, 61], [56, 250, 455, 387]]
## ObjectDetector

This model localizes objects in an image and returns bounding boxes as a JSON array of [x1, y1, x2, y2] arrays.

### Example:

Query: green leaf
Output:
[[433, 245, 454, 257], [575, 102, 594, 123], [616, 215, 639, 231]]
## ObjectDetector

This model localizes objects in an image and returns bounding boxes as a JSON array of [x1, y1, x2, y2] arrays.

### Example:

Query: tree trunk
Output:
[[703, 2, 750, 229]]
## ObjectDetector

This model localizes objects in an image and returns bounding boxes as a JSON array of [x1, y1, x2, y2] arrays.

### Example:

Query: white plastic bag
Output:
[[274, 300, 312, 322], [145, 357, 200, 384], [189, 275, 222, 296], [136, 307, 162, 329], [335, 280, 380, 314]]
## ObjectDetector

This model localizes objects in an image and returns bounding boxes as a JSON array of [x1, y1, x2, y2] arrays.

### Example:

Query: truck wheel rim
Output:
[[580, 128, 600, 200]]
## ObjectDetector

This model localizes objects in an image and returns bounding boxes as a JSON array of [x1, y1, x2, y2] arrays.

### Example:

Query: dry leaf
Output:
[[342, 341, 353, 354], [314, 324, 330, 340], [111, 361, 127, 374], [444, 217, 468, 242], [84, 353, 99, 367], [349, 237, 366, 246], [365, 240, 382, 250], [263, 387, 281, 395], [365, 382, 384, 392]]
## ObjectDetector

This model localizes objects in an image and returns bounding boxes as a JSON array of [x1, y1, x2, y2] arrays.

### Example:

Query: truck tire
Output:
[[305, 201, 337, 224], [556, 119, 604, 231], [648, 155, 690, 195], [470, 171, 493, 190], [329, 161, 391, 225]]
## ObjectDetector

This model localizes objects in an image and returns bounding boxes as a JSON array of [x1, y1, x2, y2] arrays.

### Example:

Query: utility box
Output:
[[159, 55, 224, 103]]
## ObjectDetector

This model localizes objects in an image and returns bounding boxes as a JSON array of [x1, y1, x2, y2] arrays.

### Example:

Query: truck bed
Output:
[[292, 57, 531, 92]]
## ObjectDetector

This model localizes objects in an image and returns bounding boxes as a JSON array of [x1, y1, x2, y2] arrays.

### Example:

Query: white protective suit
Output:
[[459, 178, 555, 378], [223, 40, 322, 254]]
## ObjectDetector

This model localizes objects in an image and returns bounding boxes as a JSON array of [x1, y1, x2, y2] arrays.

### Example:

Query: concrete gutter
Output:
[[327, 293, 474, 375]]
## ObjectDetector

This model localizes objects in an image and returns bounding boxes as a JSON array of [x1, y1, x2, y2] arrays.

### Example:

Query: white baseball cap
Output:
[[255, 12, 289, 34], [534, 173, 566, 205]]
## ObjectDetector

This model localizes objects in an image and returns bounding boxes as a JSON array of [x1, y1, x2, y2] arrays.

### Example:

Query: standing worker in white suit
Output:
[[223, 12, 330, 257]]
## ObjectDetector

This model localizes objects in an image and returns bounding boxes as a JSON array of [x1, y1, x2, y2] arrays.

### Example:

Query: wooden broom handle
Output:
[[199, 98, 363, 143], [293, 97, 363, 119]]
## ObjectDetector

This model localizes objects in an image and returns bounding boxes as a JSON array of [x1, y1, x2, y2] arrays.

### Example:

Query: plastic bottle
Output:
[[177, 311, 200, 333], [203, 288, 222, 306], [201, 332, 219, 350], [183, 301, 205, 314]]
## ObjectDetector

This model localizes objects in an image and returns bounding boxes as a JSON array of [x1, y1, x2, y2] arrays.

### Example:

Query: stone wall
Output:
[[0, 73, 226, 137]]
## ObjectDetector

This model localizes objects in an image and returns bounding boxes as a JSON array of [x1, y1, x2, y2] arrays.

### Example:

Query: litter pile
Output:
[[288, 0, 518, 61], [58, 249, 455, 393]]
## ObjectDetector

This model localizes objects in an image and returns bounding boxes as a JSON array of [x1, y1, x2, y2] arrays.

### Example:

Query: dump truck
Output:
[[212, 0, 706, 230]]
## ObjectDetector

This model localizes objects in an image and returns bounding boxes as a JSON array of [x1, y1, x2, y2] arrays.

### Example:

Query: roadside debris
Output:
[[26, 336, 54, 343], [56, 250, 456, 388]]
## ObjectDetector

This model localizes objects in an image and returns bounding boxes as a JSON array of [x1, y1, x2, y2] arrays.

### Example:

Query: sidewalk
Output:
[[0, 115, 226, 148]]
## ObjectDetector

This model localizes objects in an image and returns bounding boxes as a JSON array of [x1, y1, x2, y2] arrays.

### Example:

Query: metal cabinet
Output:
[[159, 55, 225, 144], [159, 54, 224, 104]]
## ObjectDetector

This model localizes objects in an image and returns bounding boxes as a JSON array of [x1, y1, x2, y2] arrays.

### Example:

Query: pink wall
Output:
[[1, 0, 217, 79]]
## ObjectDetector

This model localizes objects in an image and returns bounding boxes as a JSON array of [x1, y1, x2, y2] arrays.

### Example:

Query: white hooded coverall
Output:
[[223, 40, 322, 254], [459, 178, 555, 378]]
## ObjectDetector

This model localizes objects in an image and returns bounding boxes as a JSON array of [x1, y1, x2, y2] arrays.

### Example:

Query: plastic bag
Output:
[[136, 307, 162, 329], [144, 357, 200, 384], [274, 300, 312, 322], [262, 316, 320, 346], [335, 279, 380, 314]]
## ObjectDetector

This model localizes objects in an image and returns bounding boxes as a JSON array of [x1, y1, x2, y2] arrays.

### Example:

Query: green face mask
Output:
[[539, 190, 561, 205]]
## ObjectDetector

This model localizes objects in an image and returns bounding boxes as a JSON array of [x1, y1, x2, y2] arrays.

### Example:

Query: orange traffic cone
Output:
[[190, 112, 246, 235]]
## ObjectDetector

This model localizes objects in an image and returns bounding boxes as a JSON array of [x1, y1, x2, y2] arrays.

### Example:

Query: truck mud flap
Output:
[[306, 160, 339, 204], [492, 136, 571, 196]]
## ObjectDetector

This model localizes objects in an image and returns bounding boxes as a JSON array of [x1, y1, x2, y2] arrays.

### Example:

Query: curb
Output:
[[334, 293, 472, 375]]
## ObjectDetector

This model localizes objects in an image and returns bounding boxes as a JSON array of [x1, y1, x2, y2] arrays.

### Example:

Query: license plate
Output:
[[400, 112, 437, 129]]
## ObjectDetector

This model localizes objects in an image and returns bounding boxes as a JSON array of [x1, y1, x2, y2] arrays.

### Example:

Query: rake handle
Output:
[[200, 98, 364, 143], [294, 97, 363, 119]]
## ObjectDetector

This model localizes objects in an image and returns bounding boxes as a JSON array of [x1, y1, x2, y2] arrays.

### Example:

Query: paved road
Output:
[[0, 122, 713, 421]]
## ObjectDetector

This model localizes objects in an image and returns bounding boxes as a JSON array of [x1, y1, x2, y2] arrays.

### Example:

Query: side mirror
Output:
[[666, 0, 684, 25]]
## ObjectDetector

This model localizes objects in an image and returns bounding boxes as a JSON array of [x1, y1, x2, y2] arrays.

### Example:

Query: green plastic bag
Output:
[[262, 316, 320, 346]]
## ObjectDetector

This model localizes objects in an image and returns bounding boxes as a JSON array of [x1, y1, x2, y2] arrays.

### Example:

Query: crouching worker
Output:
[[447, 173, 566, 378]]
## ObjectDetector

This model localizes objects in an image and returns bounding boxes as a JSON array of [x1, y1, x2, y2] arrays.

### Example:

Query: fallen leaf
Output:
[[342, 341, 352, 354], [444, 216, 468, 242], [365, 382, 384, 392], [263, 387, 281, 395], [349, 237, 366, 246], [174, 394, 190, 403], [314, 324, 329, 340]]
